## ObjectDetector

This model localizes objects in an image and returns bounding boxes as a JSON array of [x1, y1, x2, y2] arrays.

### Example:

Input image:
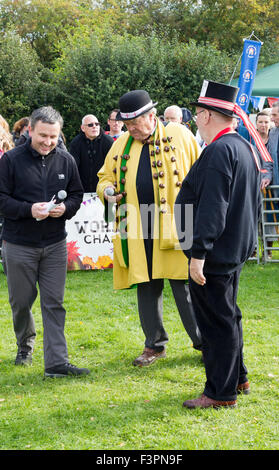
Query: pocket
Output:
[[113, 233, 127, 268]]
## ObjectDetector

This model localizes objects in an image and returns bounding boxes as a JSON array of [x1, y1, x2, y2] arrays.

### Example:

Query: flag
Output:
[[237, 39, 262, 113]]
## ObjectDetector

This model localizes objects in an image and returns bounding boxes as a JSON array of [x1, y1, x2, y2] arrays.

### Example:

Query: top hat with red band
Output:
[[190, 80, 239, 118], [116, 90, 158, 121]]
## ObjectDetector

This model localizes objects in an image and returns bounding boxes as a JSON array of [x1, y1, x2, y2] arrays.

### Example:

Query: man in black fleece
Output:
[[0, 106, 90, 378], [69, 114, 114, 193], [175, 81, 262, 409]]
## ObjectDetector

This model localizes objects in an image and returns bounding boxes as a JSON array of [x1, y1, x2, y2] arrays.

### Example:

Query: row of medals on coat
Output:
[[111, 136, 182, 228]]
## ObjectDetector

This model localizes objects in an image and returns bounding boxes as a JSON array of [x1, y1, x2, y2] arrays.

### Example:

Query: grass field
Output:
[[0, 261, 279, 451]]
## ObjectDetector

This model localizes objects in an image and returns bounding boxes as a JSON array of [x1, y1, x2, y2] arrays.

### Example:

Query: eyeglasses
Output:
[[84, 122, 100, 127], [193, 110, 205, 122]]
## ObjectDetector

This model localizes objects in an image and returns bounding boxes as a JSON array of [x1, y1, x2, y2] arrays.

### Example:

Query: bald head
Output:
[[81, 114, 100, 140], [164, 105, 182, 123]]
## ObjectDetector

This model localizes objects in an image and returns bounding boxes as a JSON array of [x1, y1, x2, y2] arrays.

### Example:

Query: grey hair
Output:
[[272, 101, 279, 109], [210, 110, 233, 123], [30, 106, 63, 129], [164, 105, 182, 119], [142, 107, 157, 118]]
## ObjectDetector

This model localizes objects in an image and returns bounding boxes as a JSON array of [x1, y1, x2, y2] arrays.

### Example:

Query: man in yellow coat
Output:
[[97, 90, 202, 366]]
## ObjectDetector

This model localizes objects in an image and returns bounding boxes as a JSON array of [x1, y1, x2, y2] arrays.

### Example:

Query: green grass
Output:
[[0, 262, 279, 450]]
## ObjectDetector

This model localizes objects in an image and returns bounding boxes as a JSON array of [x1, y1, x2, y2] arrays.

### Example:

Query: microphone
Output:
[[104, 187, 115, 223], [36, 190, 67, 221], [104, 187, 115, 197]]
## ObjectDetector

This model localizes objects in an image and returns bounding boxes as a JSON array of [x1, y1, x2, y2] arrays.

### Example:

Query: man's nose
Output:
[[44, 137, 52, 146]]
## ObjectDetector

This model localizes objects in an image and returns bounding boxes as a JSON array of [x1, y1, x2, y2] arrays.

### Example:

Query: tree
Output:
[[0, 0, 84, 67], [0, 31, 45, 126], [96, 0, 279, 61], [52, 32, 236, 142], [1, 0, 278, 68]]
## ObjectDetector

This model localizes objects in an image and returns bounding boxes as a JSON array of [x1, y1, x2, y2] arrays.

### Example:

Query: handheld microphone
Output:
[[104, 187, 115, 223], [104, 187, 115, 197], [36, 190, 67, 221]]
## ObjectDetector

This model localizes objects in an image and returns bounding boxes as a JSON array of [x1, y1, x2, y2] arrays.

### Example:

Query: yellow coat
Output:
[[97, 119, 200, 289]]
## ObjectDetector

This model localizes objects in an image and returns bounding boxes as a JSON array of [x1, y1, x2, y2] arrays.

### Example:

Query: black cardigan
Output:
[[0, 139, 83, 247], [69, 130, 114, 192], [175, 133, 260, 274]]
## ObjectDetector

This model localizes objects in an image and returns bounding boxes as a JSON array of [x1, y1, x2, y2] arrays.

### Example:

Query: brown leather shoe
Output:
[[237, 381, 250, 394], [133, 347, 166, 367], [182, 394, 237, 409]]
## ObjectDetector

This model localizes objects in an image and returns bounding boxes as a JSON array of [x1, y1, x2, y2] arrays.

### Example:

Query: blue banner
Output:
[[237, 39, 262, 112]]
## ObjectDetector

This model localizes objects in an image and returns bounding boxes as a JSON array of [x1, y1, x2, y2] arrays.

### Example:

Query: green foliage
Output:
[[121, 0, 279, 55], [0, 31, 45, 126], [0, 0, 278, 132], [0, 0, 84, 67], [52, 33, 236, 142], [95, 0, 279, 56]]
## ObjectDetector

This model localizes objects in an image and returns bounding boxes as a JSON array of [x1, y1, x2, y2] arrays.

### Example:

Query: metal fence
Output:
[[261, 185, 279, 263]]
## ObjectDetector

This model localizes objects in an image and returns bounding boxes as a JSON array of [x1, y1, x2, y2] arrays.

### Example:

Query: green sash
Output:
[[119, 135, 134, 267]]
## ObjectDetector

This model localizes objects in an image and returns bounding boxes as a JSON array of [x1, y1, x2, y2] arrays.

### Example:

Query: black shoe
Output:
[[15, 351, 32, 366], [44, 362, 90, 378]]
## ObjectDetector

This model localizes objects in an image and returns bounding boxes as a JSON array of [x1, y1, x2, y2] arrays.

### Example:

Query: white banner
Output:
[[66, 192, 114, 270]]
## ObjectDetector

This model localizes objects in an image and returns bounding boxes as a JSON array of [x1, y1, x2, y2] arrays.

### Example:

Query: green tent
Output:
[[231, 62, 279, 97]]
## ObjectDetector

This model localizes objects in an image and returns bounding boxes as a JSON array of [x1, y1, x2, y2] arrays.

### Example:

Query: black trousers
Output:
[[189, 268, 248, 401], [137, 279, 202, 351]]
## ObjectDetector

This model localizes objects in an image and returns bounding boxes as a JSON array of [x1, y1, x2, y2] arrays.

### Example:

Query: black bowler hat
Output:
[[190, 80, 239, 118], [116, 90, 158, 121]]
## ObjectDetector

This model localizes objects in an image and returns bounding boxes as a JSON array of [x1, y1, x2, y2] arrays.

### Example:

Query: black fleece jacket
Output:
[[0, 139, 83, 247], [69, 130, 113, 192], [175, 133, 260, 274]]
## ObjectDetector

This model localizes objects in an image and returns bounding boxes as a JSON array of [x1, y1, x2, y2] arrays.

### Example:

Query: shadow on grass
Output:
[[0, 348, 203, 387]]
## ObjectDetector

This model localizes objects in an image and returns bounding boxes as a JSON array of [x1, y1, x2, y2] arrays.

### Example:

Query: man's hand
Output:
[[260, 178, 271, 190], [190, 257, 206, 286], [31, 202, 49, 220], [104, 186, 123, 203], [49, 202, 66, 218], [32, 201, 66, 220]]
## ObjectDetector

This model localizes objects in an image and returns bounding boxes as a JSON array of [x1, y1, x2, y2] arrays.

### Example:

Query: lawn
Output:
[[0, 261, 278, 451]]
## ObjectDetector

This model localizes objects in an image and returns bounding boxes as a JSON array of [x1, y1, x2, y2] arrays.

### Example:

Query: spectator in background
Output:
[[164, 105, 183, 124], [164, 106, 192, 129], [256, 109, 271, 146], [0, 126, 14, 247], [267, 103, 279, 185], [262, 102, 279, 258], [181, 108, 193, 129], [70, 114, 114, 193], [267, 102, 279, 173], [12, 117, 29, 146], [0, 126, 14, 157], [105, 109, 124, 140], [256, 110, 272, 192], [0, 115, 10, 133]]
